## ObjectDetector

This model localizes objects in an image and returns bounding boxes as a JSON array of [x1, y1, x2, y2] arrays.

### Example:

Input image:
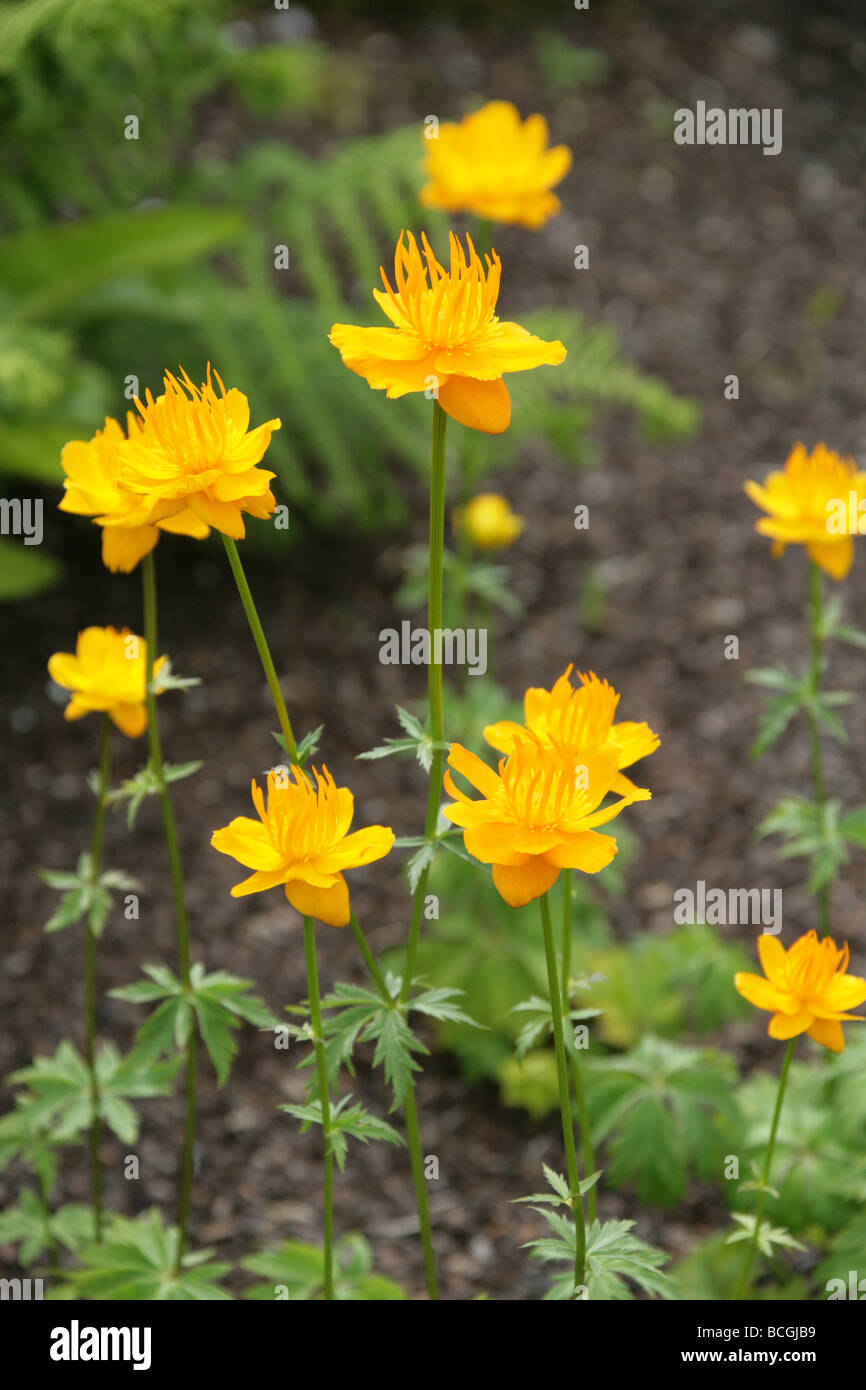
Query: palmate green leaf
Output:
[[0, 1190, 92, 1264], [514, 1163, 602, 1208], [40, 851, 141, 936], [102, 759, 201, 830], [726, 1212, 806, 1258], [111, 963, 277, 1085], [0, 1101, 69, 1193], [525, 1213, 676, 1301], [241, 1233, 406, 1301], [358, 706, 448, 776], [757, 795, 848, 893], [587, 1037, 739, 1207], [511, 994, 601, 1060], [272, 724, 324, 767], [279, 1095, 404, 1172], [749, 693, 803, 758], [8, 1041, 180, 1145], [58, 1209, 232, 1301]]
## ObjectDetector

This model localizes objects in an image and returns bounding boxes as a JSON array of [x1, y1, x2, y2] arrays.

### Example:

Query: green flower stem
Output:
[[350, 911, 439, 1300], [400, 399, 447, 1004], [561, 870, 598, 1222], [540, 890, 587, 1292], [222, 535, 298, 763], [734, 1038, 796, 1300], [142, 551, 196, 1268], [303, 917, 334, 1300], [806, 561, 830, 933], [402, 1079, 439, 1299], [84, 713, 111, 1243]]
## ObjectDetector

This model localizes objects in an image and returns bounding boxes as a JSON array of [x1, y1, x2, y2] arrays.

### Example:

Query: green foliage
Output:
[[523, 1172, 676, 1300], [816, 1214, 866, 1297], [58, 1209, 232, 1300], [731, 1059, 866, 1233], [757, 794, 866, 892], [279, 1095, 403, 1173], [8, 1041, 179, 1145], [101, 758, 202, 830], [673, 1232, 808, 1301], [0, 1191, 91, 1264], [40, 852, 140, 937], [111, 963, 278, 1086], [242, 1233, 405, 1301], [587, 1037, 739, 1206], [747, 663, 851, 759], [358, 705, 449, 776]]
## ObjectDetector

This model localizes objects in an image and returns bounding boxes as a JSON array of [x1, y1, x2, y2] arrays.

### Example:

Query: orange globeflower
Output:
[[59, 415, 210, 573], [211, 766, 394, 928], [744, 442, 866, 581], [119, 366, 281, 540], [420, 101, 572, 230], [441, 737, 650, 908], [47, 626, 166, 737], [485, 667, 659, 798], [329, 231, 566, 434], [735, 931, 866, 1053]]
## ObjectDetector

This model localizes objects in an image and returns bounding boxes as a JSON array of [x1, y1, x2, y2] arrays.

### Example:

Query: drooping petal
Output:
[[230, 869, 288, 898], [100, 524, 159, 574], [285, 875, 350, 927], [438, 376, 511, 434], [492, 856, 560, 907], [109, 702, 147, 738], [806, 1017, 847, 1052], [768, 1008, 813, 1040], [734, 971, 792, 1014], [543, 831, 618, 873]]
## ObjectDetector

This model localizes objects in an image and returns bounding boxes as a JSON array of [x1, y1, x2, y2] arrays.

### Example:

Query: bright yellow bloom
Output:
[[420, 101, 572, 230], [454, 492, 524, 550], [735, 930, 866, 1053], [211, 766, 395, 927], [59, 415, 210, 573], [119, 366, 281, 540], [329, 231, 566, 434], [442, 736, 650, 908], [47, 626, 166, 738], [744, 442, 866, 581], [484, 667, 659, 798]]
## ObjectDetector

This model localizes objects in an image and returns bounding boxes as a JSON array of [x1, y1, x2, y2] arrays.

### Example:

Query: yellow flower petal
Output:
[[285, 875, 350, 927]]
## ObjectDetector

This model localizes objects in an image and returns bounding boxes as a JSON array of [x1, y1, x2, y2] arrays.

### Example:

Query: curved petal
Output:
[[483, 719, 526, 754], [110, 702, 147, 739], [447, 743, 502, 799], [230, 868, 288, 898], [807, 537, 853, 581], [492, 856, 560, 908], [757, 933, 789, 990], [768, 1008, 813, 1040], [286, 875, 350, 927], [734, 971, 792, 1014], [187, 492, 247, 539], [312, 825, 395, 873], [544, 831, 618, 873], [438, 376, 511, 434], [806, 1017, 847, 1053], [100, 524, 159, 574], [462, 821, 529, 866], [211, 817, 284, 871]]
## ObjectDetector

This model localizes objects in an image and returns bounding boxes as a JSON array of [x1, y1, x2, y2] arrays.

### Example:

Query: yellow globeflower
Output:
[[442, 737, 650, 908], [119, 366, 281, 540], [329, 231, 566, 434], [454, 492, 524, 550], [744, 442, 866, 581], [47, 626, 166, 738], [59, 415, 210, 573], [735, 930, 866, 1053], [211, 766, 394, 927], [485, 667, 659, 797], [420, 101, 572, 230]]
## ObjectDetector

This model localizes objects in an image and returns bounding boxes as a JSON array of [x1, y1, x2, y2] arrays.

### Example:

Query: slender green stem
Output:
[[806, 561, 830, 933], [560, 870, 598, 1222], [142, 551, 196, 1268], [84, 713, 111, 1243], [403, 1080, 439, 1299], [401, 400, 447, 1004], [303, 918, 334, 1300], [222, 535, 298, 762], [539, 891, 586, 1292], [350, 911, 439, 1299], [733, 1038, 796, 1300]]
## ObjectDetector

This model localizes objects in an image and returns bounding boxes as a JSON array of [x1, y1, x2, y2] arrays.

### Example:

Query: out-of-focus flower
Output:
[[48, 626, 165, 737], [211, 766, 394, 927], [484, 667, 659, 798], [120, 366, 280, 540], [735, 930, 866, 1053], [442, 736, 650, 907], [744, 442, 866, 580], [454, 492, 524, 550], [59, 415, 209, 572], [420, 101, 572, 229], [329, 231, 566, 434]]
